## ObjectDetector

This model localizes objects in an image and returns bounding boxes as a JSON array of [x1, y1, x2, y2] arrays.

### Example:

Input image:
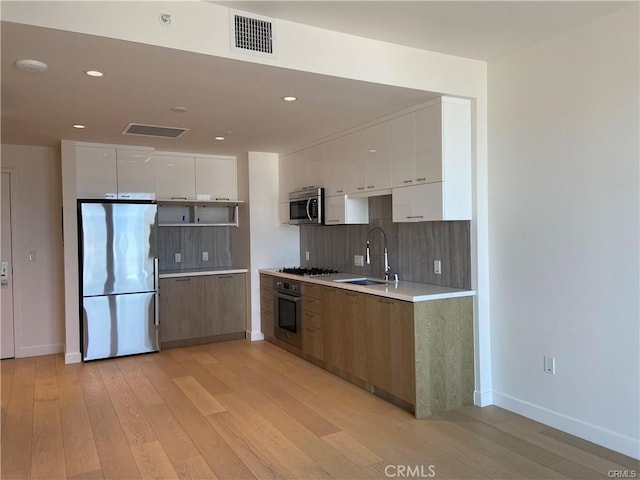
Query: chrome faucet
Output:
[[366, 226, 391, 281]]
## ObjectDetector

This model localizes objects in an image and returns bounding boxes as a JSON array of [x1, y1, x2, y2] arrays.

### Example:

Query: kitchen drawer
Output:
[[303, 282, 323, 299]]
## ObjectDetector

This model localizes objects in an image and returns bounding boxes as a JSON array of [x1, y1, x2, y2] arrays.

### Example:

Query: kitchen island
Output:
[[260, 269, 475, 418]]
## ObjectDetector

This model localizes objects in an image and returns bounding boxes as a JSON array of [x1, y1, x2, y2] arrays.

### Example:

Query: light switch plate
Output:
[[202, 252, 209, 261], [175, 253, 182, 263], [434, 260, 442, 275], [354, 255, 364, 267]]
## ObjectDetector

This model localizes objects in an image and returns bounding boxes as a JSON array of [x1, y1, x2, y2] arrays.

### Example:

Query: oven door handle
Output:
[[305, 198, 312, 221], [275, 292, 301, 303]]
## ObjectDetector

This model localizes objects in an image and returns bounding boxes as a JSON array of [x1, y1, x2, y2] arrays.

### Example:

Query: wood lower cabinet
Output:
[[160, 273, 246, 348], [365, 295, 415, 405], [260, 274, 274, 340], [341, 290, 368, 382], [302, 283, 324, 360], [205, 274, 246, 336], [159, 277, 205, 343]]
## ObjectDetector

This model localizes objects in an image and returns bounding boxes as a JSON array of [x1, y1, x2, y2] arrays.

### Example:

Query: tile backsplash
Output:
[[159, 226, 232, 271], [300, 195, 471, 289]]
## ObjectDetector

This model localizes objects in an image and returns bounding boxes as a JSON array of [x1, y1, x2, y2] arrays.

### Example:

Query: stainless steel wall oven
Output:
[[273, 278, 302, 349]]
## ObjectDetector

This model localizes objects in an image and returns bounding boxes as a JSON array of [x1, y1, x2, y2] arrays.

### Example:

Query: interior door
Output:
[[1, 172, 15, 359]]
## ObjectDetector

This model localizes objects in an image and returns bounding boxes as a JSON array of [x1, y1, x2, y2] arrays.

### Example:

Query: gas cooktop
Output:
[[279, 267, 339, 276]]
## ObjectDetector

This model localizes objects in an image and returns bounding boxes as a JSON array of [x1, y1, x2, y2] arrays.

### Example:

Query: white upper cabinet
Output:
[[392, 97, 472, 222], [362, 122, 392, 192], [391, 113, 416, 188], [116, 149, 156, 200], [324, 195, 368, 225], [76, 145, 117, 199], [76, 144, 155, 200], [155, 153, 196, 201], [195, 155, 237, 201], [343, 131, 366, 194], [306, 144, 325, 191], [323, 138, 346, 196]]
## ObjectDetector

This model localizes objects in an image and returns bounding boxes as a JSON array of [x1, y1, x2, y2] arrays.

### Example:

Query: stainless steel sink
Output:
[[334, 278, 387, 286]]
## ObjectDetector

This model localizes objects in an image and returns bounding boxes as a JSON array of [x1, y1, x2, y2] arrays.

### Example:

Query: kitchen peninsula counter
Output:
[[259, 268, 474, 302]]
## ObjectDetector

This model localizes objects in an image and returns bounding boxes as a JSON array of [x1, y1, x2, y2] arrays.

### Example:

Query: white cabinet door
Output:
[[391, 113, 415, 188], [279, 202, 291, 225], [279, 153, 295, 203], [415, 102, 443, 184], [76, 146, 118, 199], [343, 132, 366, 194], [363, 122, 392, 192], [323, 138, 346, 196], [155, 154, 196, 201], [324, 195, 368, 225], [195, 156, 237, 201], [392, 183, 443, 222], [116, 149, 155, 200], [306, 144, 325, 191]]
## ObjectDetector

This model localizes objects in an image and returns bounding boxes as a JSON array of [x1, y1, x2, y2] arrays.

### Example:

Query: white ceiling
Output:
[[1, 2, 630, 157]]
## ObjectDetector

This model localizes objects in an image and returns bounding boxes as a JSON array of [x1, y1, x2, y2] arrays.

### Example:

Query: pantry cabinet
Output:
[[76, 144, 155, 199]]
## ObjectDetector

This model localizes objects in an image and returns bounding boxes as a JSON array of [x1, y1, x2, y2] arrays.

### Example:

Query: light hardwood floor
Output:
[[1, 340, 637, 479]]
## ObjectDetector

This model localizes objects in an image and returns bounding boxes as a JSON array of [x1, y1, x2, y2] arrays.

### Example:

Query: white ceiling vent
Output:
[[230, 9, 276, 58], [123, 123, 188, 139]]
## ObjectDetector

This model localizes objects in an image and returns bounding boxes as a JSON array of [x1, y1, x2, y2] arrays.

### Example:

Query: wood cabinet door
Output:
[[341, 291, 368, 381], [260, 275, 274, 339], [322, 288, 344, 369], [365, 295, 415, 404], [205, 274, 246, 336], [159, 277, 205, 342]]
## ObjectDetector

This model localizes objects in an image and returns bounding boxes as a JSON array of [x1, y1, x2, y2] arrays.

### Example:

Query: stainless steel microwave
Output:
[[289, 188, 324, 225]]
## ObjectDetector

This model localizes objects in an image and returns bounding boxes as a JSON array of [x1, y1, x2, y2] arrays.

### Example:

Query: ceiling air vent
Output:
[[230, 9, 276, 58], [122, 123, 188, 139]]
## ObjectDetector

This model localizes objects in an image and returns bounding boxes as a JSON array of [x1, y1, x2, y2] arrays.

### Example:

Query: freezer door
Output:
[[82, 292, 159, 361], [81, 202, 157, 296]]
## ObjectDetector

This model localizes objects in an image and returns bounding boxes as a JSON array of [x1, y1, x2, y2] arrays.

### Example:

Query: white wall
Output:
[[488, 5, 639, 458], [1, 145, 65, 357], [247, 152, 299, 340]]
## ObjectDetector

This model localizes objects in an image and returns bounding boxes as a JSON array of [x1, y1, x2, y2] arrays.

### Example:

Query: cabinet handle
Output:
[[403, 180, 413, 184], [346, 292, 359, 297], [336, 190, 344, 194], [326, 219, 339, 223], [357, 187, 365, 190], [406, 215, 424, 219], [215, 197, 230, 201], [377, 299, 394, 304], [171, 196, 188, 200], [218, 275, 232, 279], [120, 194, 131, 198], [175, 278, 192, 282], [416, 178, 426, 181], [367, 186, 375, 189]]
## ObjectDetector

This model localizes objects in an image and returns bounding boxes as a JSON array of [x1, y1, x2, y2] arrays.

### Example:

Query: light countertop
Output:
[[160, 267, 248, 279], [259, 269, 475, 303]]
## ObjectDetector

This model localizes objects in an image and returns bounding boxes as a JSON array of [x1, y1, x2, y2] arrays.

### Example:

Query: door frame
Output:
[[1, 168, 22, 358]]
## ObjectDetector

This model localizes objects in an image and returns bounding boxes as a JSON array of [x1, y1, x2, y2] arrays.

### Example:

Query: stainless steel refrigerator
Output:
[[79, 201, 159, 361]]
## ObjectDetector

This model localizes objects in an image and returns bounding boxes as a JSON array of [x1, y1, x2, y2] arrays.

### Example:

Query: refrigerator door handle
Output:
[[154, 292, 160, 327], [154, 257, 160, 327]]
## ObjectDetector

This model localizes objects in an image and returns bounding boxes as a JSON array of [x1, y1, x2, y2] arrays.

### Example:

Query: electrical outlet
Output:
[[544, 356, 556, 374], [434, 260, 442, 275], [202, 251, 209, 261], [175, 253, 182, 263], [354, 255, 364, 267], [28, 250, 36, 262], [305, 251, 310, 261]]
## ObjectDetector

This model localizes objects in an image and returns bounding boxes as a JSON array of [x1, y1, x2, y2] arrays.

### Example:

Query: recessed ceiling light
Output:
[[73, 124, 86, 129], [283, 96, 297, 102], [215, 136, 225, 141], [170, 106, 188, 113], [85, 70, 103, 77], [14, 59, 48, 73]]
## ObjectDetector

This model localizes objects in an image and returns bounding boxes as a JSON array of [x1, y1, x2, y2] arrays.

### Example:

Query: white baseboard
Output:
[[64, 351, 82, 364], [493, 391, 640, 460], [474, 390, 494, 407], [16, 343, 64, 358], [247, 330, 265, 341]]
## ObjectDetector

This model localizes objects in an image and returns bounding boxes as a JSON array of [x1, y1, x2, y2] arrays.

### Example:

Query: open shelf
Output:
[[157, 200, 243, 227]]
